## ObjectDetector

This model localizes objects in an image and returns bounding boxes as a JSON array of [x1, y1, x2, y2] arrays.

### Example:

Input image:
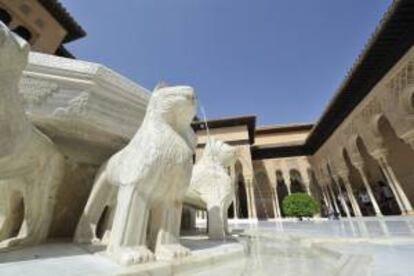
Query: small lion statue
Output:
[[187, 139, 237, 239], [75, 83, 197, 265], [0, 22, 65, 250]]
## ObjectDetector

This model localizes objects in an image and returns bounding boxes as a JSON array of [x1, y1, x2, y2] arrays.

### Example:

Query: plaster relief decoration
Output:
[[0, 22, 65, 250], [186, 139, 237, 240], [386, 59, 414, 109], [361, 98, 382, 124], [75, 84, 197, 266]]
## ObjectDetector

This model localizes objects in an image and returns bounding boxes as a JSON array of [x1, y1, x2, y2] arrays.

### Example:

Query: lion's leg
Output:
[[222, 208, 228, 234], [107, 185, 154, 265], [0, 189, 36, 249], [26, 152, 65, 246], [0, 186, 8, 237], [223, 203, 230, 235], [0, 187, 12, 242], [152, 201, 191, 261], [74, 170, 115, 244], [100, 191, 117, 244], [207, 203, 226, 240]]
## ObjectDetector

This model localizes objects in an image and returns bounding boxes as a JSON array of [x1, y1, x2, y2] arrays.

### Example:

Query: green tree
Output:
[[282, 193, 320, 219]]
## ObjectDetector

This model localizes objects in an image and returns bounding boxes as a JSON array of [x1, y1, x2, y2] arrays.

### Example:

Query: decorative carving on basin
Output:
[[75, 84, 197, 265], [19, 52, 150, 165], [186, 139, 237, 240], [0, 22, 65, 250]]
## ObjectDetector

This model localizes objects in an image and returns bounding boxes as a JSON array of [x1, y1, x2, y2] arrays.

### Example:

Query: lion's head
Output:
[[0, 22, 30, 76], [146, 83, 197, 128], [202, 138, 237, 167]]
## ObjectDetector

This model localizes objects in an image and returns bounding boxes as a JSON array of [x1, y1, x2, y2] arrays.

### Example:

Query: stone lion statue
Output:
[[75, 83, 197, 265], [188, 139, 237, 239], [0, 22, 65, 250]]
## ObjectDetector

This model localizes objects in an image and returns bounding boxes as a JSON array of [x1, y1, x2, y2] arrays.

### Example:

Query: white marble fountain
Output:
[[1, 22, 414, 276]]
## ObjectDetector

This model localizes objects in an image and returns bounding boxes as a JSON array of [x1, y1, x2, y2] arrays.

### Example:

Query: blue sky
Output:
[[61, 0, 392, 126]]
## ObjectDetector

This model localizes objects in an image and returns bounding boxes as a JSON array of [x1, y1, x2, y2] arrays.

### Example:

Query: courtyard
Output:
[[1, 0, 414, 275]]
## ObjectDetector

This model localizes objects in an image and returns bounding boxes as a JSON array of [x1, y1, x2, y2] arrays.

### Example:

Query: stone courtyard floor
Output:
[[0, 217, 413, 275]]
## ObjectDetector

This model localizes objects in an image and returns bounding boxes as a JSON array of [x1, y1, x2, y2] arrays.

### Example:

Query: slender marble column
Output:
[[375, 153, 413, 214], [321, 186, 333, 212], [272, 187, 281, 218], [333, 177, 351, 217], [327, 183, 341, 215], [355, 165, 383, 217], [246, 178, 257, 219], [339, 174, 362, 217], [245, 184, 253, 219], [233, 195, 239, 219], [305, 183, 312, 196], [285, 179, 292, 195]]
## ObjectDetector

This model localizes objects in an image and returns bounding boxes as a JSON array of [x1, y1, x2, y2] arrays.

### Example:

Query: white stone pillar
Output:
[[246, 178, 257, 219], [285, 178, 292, 195], [355, 165, 383, 217], [304, 181, 312, 196], [327, 183, 341, 215], [231, 166, 238, 219], [333, 176, 351, 218], [373, 151, 413, 215], [233, 196, 239, 219], [245, 184, 253, 219], [339, 173, 362, 217], [299, 167, 312, 196], [272, 186, 281, 218], [321, 185, 332, 212]]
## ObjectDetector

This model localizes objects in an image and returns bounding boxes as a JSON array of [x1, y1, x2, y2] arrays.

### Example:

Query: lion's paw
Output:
[[155, 244, 191, 260], [0, 236, 31, 252], [112, 246, 155, 266]]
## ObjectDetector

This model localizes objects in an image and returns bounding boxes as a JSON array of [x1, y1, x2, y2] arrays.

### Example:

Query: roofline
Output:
[[256, 123, 313, 135], [305, 0, 414, 153], [251, 144, 310, 160], [192, 115, 256, 144], [38, 0, 86, 43], [254, 0, 414, 159], [55, 45, 75, 59], [193, 114, 256, 125]]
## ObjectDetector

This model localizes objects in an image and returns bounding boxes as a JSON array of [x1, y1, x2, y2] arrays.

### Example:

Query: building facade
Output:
[[193, 0, 414, 220], [0, 0, 85, 58]]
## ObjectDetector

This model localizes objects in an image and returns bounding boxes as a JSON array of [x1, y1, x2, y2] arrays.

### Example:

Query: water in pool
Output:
[[183, 217, 414, 276]]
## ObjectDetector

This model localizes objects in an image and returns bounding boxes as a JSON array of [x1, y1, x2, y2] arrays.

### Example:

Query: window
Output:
[[13, 26, 32, 42], [0, 8, 11, 25]]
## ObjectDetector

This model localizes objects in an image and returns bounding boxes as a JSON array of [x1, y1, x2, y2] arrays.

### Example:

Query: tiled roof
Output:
[[38, 0, 86, 43]]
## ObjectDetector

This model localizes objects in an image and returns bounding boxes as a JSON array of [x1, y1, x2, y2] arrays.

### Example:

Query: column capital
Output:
[[331, 174, 341, 184], [401, 131, 414, 151], [370, 148, 390, 160], [336, 170, 349, 179], [401, 130, 414, 144], [352, 161, 365, 171], [243, 175, 254, 182], [243, 176, 254, 187]]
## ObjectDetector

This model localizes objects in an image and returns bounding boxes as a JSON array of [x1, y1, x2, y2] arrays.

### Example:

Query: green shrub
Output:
[[282, 193, 320, 218]]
